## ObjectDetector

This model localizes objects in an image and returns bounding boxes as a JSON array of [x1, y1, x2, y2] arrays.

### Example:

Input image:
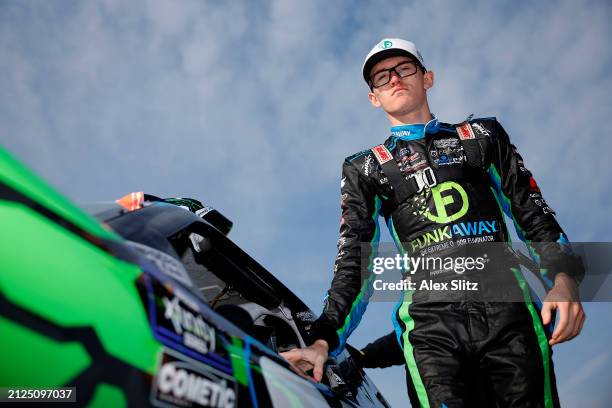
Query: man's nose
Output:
[[389, 70, 401, 84]]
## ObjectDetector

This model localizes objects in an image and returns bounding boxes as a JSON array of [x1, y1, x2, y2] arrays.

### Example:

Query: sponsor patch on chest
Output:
[[372, 145, 393, 164], [429, 138, 465, 166], [457, 122, 476, 140]]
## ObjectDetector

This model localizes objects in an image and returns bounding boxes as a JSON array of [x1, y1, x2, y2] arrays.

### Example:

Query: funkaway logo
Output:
[[411, 220, 498, 251], [424, 181, 469, 223], [381, 40, 392, 49], [392, 129, 412, 137]]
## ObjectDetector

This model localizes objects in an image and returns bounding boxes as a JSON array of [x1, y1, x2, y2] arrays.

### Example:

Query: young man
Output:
[[282, 38, 585, 407]]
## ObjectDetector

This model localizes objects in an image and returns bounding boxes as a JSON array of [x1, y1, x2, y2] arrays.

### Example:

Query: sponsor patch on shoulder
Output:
[[372, 145, 393, 164], [471, 122, 490, 137], [529, 176, 541, 193], [456, 123, 476, 140]]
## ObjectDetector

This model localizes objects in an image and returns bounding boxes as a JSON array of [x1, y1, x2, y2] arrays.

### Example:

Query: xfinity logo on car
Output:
[[163, 295, 216, 354], [153, 350, 236, 408]]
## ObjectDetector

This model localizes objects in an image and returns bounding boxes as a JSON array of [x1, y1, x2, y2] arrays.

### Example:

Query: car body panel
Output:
[[0, 147, 389, 407]]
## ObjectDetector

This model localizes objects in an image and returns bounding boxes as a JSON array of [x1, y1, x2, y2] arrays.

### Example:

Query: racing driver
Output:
[[281, 38, 585, 407]]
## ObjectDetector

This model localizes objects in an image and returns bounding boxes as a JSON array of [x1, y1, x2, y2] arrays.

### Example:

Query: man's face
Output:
[[367, 55, 434, 117]]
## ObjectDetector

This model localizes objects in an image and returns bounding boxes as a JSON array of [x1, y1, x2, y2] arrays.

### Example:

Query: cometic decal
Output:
[[151, 349, 237, 408]]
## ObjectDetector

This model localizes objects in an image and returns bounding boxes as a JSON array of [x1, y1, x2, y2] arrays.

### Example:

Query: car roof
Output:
[[103, 201, 311, 313]]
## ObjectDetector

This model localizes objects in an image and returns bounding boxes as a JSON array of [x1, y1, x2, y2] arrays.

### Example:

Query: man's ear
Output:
[[424, 70, 434, 90], [368, 91, 382, 108]]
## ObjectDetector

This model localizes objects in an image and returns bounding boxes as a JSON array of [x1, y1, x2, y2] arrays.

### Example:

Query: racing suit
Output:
[[310, 116, 584, 408]]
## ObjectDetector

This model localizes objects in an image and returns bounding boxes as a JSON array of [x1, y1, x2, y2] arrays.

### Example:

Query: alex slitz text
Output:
[[372, 278, 479, 292]]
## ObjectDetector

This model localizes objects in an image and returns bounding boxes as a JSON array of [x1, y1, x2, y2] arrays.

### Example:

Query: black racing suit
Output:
[[310, 117, 583, 408]]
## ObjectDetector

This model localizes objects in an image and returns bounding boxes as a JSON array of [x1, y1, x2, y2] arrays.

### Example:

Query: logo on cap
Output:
[[381, 40, 392, 49]]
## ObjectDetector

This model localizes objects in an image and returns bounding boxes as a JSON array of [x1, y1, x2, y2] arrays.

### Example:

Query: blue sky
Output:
[[2, 1, 611, 406]]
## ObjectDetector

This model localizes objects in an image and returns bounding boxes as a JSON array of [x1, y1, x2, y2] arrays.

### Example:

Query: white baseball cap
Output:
[[362, 38, 426, 85]]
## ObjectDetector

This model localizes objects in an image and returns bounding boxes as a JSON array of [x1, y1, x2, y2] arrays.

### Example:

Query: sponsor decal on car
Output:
[[152, 349, 237, 408], [140, 273, 232, 373], [163, 295, 216, 354], [128, 241, 193, 287], [294, 311, 316, 323], [195, 206, 214, 217]]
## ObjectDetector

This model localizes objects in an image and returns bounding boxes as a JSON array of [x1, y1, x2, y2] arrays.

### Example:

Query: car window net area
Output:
[[168, 230, 302, 353], [170, 230, 248, 306]]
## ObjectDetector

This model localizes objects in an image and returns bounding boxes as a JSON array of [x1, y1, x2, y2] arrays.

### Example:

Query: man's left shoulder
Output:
[[469, 117, 499, 136], [440, 116, 499, 139]]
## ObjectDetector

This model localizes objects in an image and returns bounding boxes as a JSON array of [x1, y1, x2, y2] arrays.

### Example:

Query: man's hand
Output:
[[541, 272, 586, 346], [280, 339, 329, 382]]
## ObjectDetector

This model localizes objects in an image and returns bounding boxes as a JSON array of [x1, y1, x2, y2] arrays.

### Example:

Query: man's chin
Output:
[[388, 103, 417, 116], [390, 95, 416, 108]]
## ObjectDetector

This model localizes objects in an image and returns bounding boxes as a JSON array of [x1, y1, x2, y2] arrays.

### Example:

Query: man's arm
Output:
[[310, 156, 381, 352], [486, 119, 585, 345], [542, 272, 586, 345], [352, 331, 404, 369], [282, 155, 381, 379]]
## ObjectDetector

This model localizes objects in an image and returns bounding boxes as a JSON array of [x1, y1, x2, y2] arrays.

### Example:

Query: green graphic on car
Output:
[[0, 147, 390, 407]]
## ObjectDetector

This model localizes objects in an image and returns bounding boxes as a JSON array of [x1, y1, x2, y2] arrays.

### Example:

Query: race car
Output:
[[0, 147, 390, 407]]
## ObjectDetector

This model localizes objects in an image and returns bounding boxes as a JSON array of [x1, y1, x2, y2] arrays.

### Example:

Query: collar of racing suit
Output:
[[390, 115, 440, 140]]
